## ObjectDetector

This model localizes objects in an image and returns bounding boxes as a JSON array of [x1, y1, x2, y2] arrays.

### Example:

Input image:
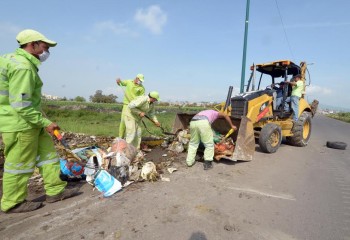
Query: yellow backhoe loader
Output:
[[173, 60, 319, 161]]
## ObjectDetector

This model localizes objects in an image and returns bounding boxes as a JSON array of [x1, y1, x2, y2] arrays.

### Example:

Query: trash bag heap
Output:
[[55, 132, 176, 197], [55, 129, 233, 197]]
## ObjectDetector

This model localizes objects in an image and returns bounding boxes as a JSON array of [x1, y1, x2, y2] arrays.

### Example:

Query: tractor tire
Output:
[[326, 141, 347, 150], [259, 123, 282, 153], [286, 111, 312, 147]]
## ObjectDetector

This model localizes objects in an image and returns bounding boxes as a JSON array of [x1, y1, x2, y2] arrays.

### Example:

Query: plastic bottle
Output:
[[94, 170, 122, 197]]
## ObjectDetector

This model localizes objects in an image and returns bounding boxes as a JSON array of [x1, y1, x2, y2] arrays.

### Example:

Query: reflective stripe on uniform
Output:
[[204, 142, 214, 148], [4, 161, 35, 171], [36, 158, 59, 167], [10, 101, 32, 108], [4, 168, 35, 174], [0, 90, 9, 95]]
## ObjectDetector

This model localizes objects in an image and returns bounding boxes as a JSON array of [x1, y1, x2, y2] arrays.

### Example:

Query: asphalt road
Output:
[[0, 114, 349, 240]]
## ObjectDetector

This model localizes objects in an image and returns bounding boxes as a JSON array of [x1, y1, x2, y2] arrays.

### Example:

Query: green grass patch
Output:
[[327, 112, 350, 123], [43, 103, 180, 137]]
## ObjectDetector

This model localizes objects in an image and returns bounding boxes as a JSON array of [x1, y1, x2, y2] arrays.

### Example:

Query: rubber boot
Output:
[[5, 200, 43, 213], [46, 187, 79, 203], [203, 160, 213, 170]]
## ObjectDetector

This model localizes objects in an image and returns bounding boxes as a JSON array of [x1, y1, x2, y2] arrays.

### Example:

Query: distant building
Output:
[[42, 94, 61, 100]]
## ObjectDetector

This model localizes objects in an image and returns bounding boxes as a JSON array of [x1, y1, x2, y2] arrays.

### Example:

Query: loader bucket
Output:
[[173, 113, 255, 161], [212, 116, 255, 161], [173, 113, 195, 133], [231, 116, 255, 161]]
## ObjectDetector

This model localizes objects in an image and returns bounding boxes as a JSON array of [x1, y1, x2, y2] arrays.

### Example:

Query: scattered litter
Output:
[[168, 141, 184, 153], [160, 175, 170, 182], [122, 180, 134, 188], [161, 141, 169, 148], [94, 169, 122, 197], [214, 139, 235, 161], [141, 161, 159, 181], [167, 167, 177, 174], [60, 159, 85, 177], [177, 130, 190, 145], [165, 129, 190, 153], [51, 131, 186, 197]]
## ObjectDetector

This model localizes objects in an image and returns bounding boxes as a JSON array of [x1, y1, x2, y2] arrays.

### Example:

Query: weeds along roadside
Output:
[[42, 100, 205, 137], [327, 112, 350, 123]]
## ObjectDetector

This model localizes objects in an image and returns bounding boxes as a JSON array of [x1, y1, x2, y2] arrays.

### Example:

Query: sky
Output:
[[1, 0, 349, 109]]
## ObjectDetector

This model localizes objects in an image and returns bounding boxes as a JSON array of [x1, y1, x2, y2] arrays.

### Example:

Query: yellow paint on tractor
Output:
[[173, 60, 318, 161]]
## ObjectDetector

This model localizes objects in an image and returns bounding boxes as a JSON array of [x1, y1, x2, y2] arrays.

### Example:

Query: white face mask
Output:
[[136, 80, 142, 85], [39, 51, 50, 62]]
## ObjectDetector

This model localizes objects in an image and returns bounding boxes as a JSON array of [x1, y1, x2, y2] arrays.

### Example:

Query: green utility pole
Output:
[[240, 0, 250, 93]]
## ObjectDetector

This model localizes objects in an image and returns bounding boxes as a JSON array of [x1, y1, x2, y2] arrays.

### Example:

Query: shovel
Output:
[[53, 130, 83, 162], [144, 115, 175, 136], [220, 128, 235, 142]]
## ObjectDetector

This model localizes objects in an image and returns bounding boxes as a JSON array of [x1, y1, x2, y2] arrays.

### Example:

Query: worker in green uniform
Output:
[[116, 74, 145, 138], [124, 91, 161, 149], [186, 110, 236, 170], [0, 29, 78, 213], [285, 74, 304, 122]]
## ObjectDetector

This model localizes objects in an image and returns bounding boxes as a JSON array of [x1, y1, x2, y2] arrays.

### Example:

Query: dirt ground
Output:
[[0, 146, 207, 239], [0, 141, 324, 239], [0, 140, 286, 240]]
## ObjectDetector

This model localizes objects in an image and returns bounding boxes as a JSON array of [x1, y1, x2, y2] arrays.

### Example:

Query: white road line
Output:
[[227, 187, 296, 201]]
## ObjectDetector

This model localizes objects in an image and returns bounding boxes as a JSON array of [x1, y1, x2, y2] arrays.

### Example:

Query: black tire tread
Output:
[[259, 123, 282, 153], [287, 112, 312, 147], [326, 141, 347, 150]]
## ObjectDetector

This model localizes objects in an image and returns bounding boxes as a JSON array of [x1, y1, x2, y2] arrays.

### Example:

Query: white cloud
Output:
[[134, 5, 167, 34], [307, 85, 332, 95], [93, 20, 138, 37]]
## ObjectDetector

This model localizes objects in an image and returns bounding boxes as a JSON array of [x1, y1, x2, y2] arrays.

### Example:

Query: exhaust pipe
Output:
[[224, 86, 233, 112]]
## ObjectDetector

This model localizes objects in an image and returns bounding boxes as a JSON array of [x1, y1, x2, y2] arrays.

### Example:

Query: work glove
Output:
[[46, 122, 60, 136]]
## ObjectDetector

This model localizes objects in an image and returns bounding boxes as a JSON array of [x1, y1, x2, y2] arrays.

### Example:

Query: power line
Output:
[[274, 0, 296, 61]]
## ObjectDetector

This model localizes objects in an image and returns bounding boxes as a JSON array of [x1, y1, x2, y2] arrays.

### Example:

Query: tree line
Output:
[[44, 90, 118, 103]]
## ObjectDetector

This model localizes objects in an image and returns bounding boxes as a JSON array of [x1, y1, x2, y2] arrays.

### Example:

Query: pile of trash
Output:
[[211, 130, 235, 160], [214, 139, 235, 160], [57, 131, 189, 197], [1, 128, 237, 197], [163, 130, 191, 154], [161, 129, 235, 161]]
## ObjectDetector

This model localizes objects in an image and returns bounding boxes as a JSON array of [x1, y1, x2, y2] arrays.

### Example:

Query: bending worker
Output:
[[0, 29, 78, 213], [186, 110, 236, 170], [116, 74, 145, 138], [124, 91, 161, 149]]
